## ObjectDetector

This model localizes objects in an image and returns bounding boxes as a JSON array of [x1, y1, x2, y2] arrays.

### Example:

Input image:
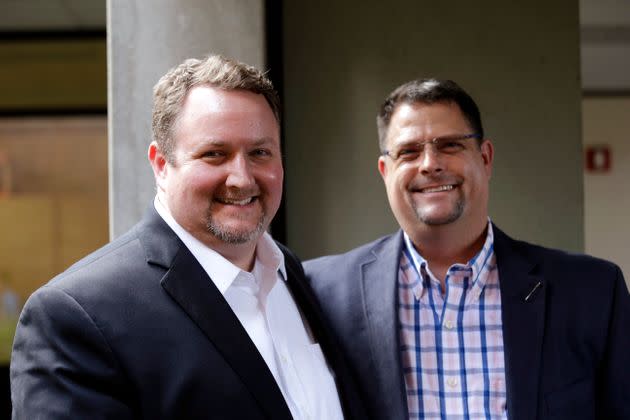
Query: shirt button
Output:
[[280, 353, 288, 364], [447, 377, 459, 388], [444, 320, 454, 329]]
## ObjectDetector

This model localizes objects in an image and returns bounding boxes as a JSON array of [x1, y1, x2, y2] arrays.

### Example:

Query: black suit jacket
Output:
[[304, 225, 630, 420], [11, 207, 366, 419]]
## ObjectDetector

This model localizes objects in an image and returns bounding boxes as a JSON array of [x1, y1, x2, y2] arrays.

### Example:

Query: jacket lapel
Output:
[[137, 207, 292, 420], [360, 231, 408, 419], [280, 244, 368, 419], [493, 225, 545, 420]]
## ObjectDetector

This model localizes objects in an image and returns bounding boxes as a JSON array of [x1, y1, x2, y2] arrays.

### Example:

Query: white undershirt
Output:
[[154, 197, 344, 420]]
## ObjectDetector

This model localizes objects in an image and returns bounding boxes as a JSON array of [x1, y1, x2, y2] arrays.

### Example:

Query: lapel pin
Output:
[[524, 281, 542, 302]]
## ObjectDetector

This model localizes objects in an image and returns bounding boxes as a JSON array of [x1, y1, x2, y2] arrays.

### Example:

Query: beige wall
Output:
[[284, 0, 583, 259], [583, 97, 630, 284]]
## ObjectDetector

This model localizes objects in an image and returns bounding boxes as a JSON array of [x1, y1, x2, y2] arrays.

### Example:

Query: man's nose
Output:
[[225, 154, 256, 188], [418, 146, 444, 175]]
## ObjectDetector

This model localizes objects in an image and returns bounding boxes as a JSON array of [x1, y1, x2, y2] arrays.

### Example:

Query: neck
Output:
[[210, 241, 258, 272], [409, 218, 488, 284]]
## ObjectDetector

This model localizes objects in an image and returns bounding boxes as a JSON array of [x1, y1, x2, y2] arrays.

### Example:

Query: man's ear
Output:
[[480, 139, 494, 178], [378, 156, 388, 181], [148, 142, 169, 190]]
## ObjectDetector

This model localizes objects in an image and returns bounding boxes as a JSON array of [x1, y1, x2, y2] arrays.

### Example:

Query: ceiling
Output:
[[1, 0, 628, 92]]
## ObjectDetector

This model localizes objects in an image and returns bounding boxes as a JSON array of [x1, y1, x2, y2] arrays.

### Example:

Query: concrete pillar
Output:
[[107, 0, 265, 238]]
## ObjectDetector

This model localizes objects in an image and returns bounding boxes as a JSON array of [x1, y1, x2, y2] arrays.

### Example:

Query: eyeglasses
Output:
[[381, 133, 481, 163]]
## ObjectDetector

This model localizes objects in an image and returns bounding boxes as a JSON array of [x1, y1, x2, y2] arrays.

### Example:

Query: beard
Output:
[[412, 196, 464, 226], [205, 203, 267, 245], [408, 173, 465, 226]]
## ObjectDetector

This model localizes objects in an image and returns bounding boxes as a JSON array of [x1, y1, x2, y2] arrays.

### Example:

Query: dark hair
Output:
[[152, 54, 280, 162], [376, 79, 483, 151]]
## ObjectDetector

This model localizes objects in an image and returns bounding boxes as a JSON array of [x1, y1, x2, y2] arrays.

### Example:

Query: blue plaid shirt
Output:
[[398, 222, 508, 419]]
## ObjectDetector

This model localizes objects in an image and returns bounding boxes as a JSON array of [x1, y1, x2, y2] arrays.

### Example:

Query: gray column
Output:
[[107, 0, 265, 238]]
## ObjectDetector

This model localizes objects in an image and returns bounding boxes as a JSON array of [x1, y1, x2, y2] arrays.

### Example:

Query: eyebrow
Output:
[[392, 134, 474, 146], [391, 138, 424, 148], [250, 137, 277, 147], [198, 137, 277, 148]]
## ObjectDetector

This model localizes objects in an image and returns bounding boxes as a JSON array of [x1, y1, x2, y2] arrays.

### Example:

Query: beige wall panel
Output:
[[284, 0, 583, 258], [583, 97, 630, 285]]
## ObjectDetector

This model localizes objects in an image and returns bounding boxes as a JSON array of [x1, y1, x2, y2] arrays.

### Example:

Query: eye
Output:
[[396, 148, 420, 161], [201, 150, 226, 161], [250, 148, 273, 159], [436, 140, 465, 153]]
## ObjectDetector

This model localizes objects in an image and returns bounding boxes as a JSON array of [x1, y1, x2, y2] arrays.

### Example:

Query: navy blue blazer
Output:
[[11, 207, 367, 419], [304, 225, 630, 420]]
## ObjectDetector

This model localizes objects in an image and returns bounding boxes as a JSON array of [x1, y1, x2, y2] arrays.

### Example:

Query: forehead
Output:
[[386, 101, 471, 145], [174, 85, 280, 147], [180, 85, 277, 124]]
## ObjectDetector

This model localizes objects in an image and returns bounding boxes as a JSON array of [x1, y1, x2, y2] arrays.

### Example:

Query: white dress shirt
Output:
[[154, 197, 344, 420]]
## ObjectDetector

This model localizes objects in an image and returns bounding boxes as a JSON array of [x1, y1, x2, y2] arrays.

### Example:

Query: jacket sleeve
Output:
[[598, 266, 630, 419], [10, 287, 135, 420]]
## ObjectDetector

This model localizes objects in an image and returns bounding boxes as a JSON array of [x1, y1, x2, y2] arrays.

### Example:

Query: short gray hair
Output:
[[152, 54, 280, 161], [377, 78, 483, 151]]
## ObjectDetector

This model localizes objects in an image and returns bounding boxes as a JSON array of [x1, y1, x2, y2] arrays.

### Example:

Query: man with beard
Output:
[[305, 79, 630, 419], [11, 55, 365, 420]]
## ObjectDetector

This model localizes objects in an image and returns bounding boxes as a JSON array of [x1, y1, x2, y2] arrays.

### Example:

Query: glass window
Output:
[[0, 116, 108, 362]]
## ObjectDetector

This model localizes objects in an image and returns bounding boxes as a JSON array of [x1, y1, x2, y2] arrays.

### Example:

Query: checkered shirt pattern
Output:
[[398, 223, 507, 419]]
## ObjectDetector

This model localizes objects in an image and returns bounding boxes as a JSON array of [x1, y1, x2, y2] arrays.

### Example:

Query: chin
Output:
[[206, 218, 267, 245]]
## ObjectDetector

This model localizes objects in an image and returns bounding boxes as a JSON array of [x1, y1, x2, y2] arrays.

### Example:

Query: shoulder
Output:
[[494, 225, 625, 297], [48, 226, 147, 291], [13, 228, 149, 362], [25, 221, 168, 323], [304, 232, 400, 276], [497, 226, 621, 275], [15, 222, 175, 370]]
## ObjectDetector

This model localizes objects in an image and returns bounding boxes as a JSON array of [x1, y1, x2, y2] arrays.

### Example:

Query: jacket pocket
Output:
[[545, 377, 595, 419]]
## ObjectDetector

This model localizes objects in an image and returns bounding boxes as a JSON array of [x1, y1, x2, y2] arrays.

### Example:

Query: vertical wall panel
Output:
[[583, 97, 630, 285], [283, 0, 583, 258]]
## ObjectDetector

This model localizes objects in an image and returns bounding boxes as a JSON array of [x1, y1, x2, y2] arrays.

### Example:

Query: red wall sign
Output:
[[585, 145, 611, 173]]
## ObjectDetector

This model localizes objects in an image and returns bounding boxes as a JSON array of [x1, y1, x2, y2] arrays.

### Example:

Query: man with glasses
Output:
[[305, 78, 630, 419]]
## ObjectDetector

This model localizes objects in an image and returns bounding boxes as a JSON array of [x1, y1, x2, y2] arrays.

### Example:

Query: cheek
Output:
[[170, 172, 223, 208], [270, 163, 284, 184], [258, 163, 284, 194], [386, 171, 411, 207], [186, 166, 225, 190], [466, 163, 489, 187], [391, 170, 412, 195]]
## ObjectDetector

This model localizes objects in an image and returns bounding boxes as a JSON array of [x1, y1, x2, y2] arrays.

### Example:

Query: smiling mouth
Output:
[[215, 196, 257, 206], [419, 184, 456, 193]]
